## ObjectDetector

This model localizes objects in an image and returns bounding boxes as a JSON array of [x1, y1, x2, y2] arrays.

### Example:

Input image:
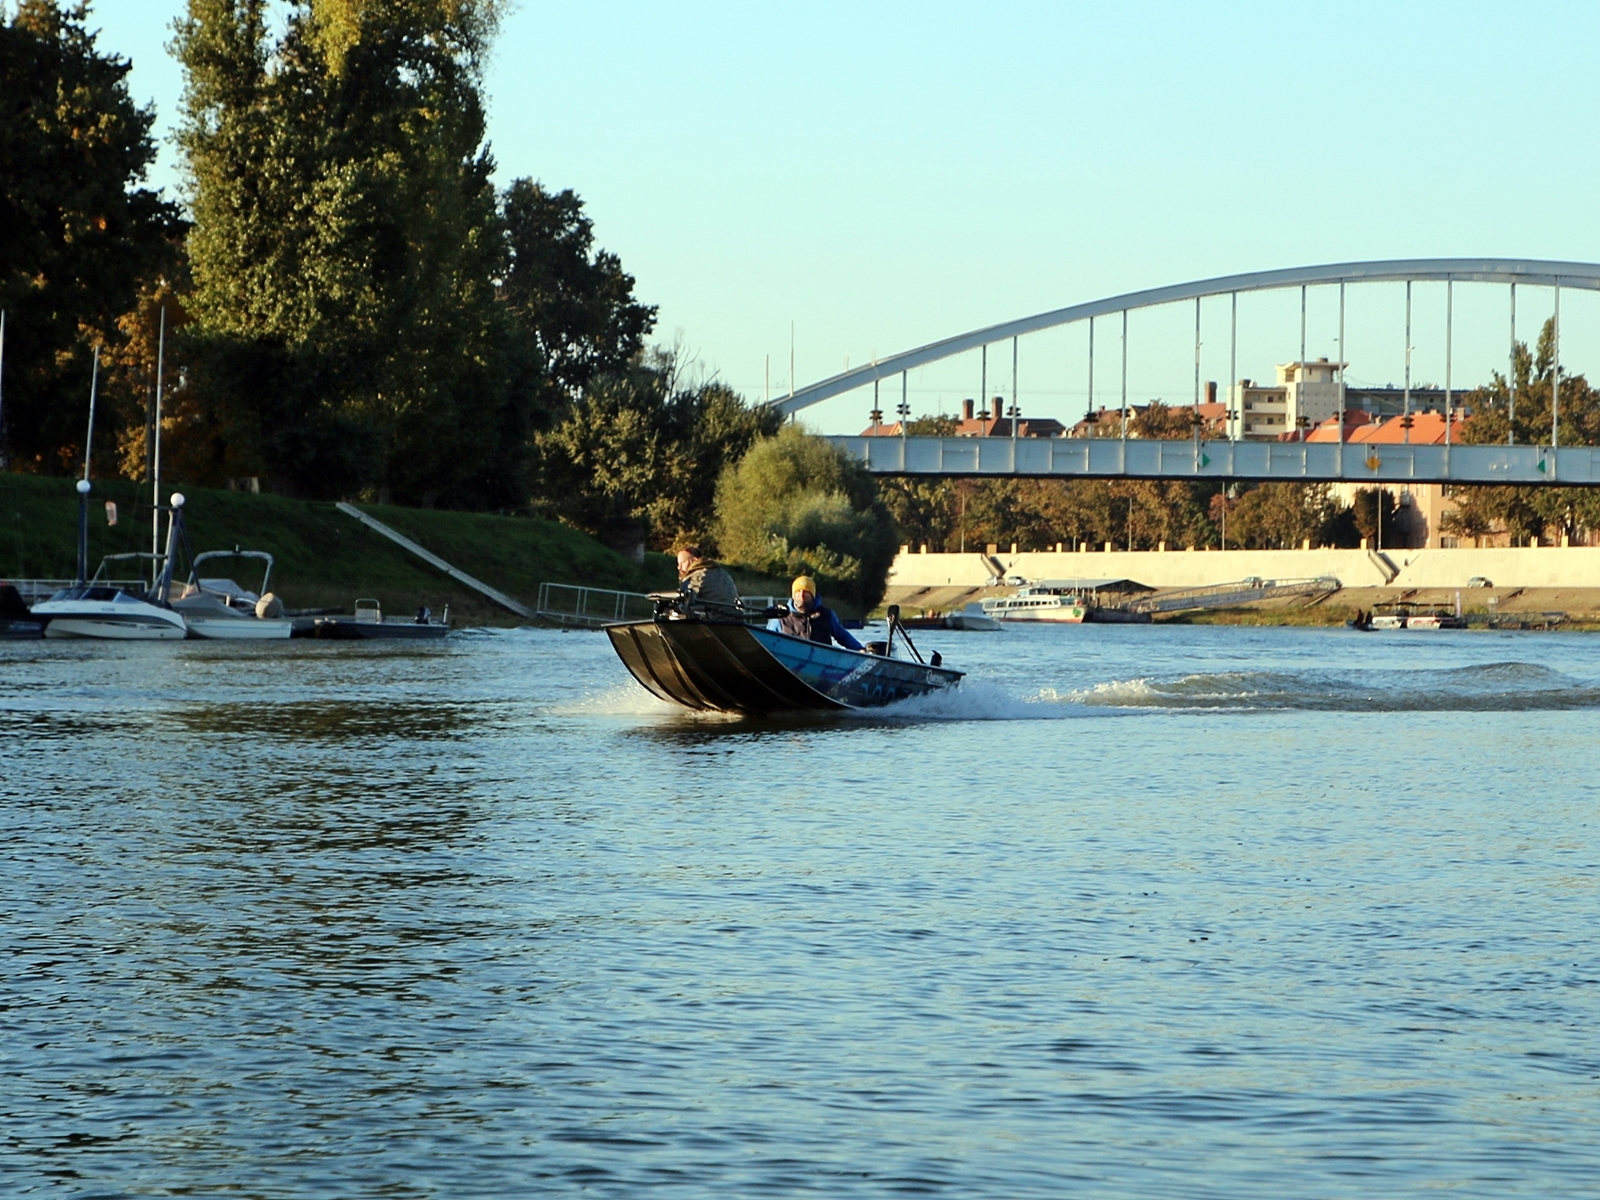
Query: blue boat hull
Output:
[[605, 618, 962, 715]]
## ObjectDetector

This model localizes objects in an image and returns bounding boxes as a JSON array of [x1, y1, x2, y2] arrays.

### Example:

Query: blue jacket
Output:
[[773, 602, 863, 651]]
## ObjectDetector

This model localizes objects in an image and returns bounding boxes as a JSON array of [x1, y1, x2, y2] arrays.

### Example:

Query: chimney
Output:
[[962, 398, 975, 421], [1205, 381, 1217, 405]]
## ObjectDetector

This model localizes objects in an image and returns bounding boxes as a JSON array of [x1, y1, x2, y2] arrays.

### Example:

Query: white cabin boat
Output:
[[981, 584, 1088, 623], [33, 583, 188, 640]]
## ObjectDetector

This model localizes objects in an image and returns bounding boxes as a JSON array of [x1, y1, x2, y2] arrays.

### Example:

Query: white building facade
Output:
[[1227, 357, 1345, 440]]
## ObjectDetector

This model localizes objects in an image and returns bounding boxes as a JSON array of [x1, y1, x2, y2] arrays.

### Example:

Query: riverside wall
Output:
[[887, 546, 1600, 592]]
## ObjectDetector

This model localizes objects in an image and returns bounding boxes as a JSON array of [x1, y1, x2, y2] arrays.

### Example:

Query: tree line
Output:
[[1, 1, 897, 604]]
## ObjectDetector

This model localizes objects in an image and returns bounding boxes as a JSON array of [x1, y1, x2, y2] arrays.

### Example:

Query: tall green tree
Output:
[[175, 0, 520, 503], [715, 424, 898, 612], [534, 352, 780, 557], [500, 179, 656, 403], [1451, 318, 1600, 543], [0, 1, 182, 472]]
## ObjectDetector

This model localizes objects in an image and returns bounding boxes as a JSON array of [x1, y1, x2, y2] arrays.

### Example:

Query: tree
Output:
[[175, 0, 521, 503], [500, 179, 657, 403], [715, 424, 898, 612], [534, 352, 781, 558], [1350, 487, 1397, 546], [1227, 483, 1349, 549], [0, 1, 183, 472], [1451, 318, 1600, 543]]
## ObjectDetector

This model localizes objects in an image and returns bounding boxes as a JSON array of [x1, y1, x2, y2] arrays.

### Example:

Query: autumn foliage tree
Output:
[[0, 1, 182, 473]]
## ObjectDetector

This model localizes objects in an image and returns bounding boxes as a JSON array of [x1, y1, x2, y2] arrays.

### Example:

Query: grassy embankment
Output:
[[1, 471, 681, 626]]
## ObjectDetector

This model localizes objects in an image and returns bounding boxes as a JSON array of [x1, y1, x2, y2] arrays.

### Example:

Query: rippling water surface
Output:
[[4, 624, 1599, 1197]]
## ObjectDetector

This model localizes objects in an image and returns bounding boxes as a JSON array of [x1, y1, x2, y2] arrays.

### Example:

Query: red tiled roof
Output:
[[1304, 410, 1461, 444]]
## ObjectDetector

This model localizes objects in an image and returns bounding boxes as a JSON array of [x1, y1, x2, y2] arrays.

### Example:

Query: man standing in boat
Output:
[[773, 575, 863, 650], [675, 544, 739, 610]]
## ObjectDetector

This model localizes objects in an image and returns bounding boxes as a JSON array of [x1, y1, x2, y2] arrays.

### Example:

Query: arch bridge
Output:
[[785, 259, 1600, 485]]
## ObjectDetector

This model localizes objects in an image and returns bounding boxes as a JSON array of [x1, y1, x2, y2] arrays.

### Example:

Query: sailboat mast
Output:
[[0, 310, 8, 471], [77, 347, 99, 584], [152, 306, 165, 586]]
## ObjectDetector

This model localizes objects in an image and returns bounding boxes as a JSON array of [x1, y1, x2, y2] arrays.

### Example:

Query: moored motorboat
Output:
[[0, 583, 47, 638], [33, 581, 188, 639], [900, 602, 1002, 632], [304, 597, 449, 639], [171, 550, 295, 639], [606, 601, 962, 715]]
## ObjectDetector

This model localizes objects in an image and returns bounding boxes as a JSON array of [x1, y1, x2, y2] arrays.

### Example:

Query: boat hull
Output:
[[183, 616, 296, 639], [303, 616, 449, 639], [605, 619, 962, 715], [32, 594, 188, 640], [43, 614, 187, 640]]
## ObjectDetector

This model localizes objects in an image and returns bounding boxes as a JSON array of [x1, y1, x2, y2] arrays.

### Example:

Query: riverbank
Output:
[[884, 546, 1600, 629], [1, 472, 676, 625]]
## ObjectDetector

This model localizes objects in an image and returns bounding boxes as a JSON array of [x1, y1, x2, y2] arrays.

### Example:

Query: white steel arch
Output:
[[772, 258, 1600, 415]]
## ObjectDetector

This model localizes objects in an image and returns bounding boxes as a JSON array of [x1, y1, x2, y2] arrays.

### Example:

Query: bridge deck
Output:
[[830, 436, 1599, 486]]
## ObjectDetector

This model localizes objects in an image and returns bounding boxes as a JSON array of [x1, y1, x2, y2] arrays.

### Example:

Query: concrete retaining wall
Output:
[[887, 546, 1600, 592]]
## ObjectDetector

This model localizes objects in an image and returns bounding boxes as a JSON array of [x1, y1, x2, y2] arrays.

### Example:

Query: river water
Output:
[[3, 623, 1599, 1198]]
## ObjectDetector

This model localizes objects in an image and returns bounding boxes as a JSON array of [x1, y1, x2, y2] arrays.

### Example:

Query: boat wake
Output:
[[1070, 661, 1600, 712], [863, 679, 1103, 722], [579, 662, 1600, 725]]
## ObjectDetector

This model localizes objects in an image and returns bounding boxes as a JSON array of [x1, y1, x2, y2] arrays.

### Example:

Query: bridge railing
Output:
[[830, 435, 1599, 486]]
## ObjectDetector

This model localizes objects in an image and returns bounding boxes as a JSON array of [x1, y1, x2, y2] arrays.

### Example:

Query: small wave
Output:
[[1073, 662, 1600, 712], [864, 679, 1097, 722]]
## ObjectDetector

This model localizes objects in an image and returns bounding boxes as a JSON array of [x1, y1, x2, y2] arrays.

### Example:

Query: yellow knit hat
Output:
[[791, 575, 817, 597]]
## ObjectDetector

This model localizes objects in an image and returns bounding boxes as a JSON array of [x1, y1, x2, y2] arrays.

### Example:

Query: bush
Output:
[[714, 425, 898, 612]]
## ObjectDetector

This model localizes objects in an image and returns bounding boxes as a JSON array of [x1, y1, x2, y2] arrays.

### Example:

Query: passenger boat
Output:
[[981, 580, 1152, 624], [606, 601, 962, 715]]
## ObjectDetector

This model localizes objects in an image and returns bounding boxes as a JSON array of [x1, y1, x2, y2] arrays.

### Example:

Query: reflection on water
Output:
[[4, 627, 1600, 1197]]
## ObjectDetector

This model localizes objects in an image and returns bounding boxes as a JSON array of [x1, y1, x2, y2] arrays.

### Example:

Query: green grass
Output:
[[0, 471, 676, 625]]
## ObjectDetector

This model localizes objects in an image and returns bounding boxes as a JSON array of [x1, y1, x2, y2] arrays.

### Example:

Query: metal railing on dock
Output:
[[535, 583, 657, 627]]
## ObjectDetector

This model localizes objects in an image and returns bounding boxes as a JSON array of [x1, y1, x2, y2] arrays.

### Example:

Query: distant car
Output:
[[1467, 576, 1492, 588]]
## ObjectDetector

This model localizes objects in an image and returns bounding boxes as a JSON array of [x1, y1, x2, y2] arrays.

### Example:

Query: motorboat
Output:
[[305, 597, 449, 640], [171, 550, 295, 639], [606, 600, 962, 715], [900, 602, 1002, 632], [0, 583, 47, 638], [32, 572, 188, 639], [1363, 602, 1467, 631]]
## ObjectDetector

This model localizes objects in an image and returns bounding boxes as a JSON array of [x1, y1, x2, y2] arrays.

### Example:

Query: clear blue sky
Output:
[[91, 0, 1600, 431]]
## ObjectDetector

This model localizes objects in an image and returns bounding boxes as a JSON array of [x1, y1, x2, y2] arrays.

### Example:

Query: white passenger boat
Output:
[[981, 584, 1088, 623], [171, 550, 296, 639], [981, 579, 1152, 624]]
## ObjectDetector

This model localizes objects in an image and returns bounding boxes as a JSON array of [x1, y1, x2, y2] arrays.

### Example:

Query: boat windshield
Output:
[[45, 585, 131, 603]]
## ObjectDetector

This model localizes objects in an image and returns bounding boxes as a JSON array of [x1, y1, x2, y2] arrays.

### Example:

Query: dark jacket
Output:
[[679, 561, 738, 607], [777, 603, 863, 650]]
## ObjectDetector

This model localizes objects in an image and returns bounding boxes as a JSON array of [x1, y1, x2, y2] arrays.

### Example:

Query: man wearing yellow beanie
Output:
[[773, 575, 863, 650]]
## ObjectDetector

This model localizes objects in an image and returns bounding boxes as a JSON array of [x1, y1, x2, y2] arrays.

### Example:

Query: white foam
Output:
[[864, 679, 1097, 722]]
